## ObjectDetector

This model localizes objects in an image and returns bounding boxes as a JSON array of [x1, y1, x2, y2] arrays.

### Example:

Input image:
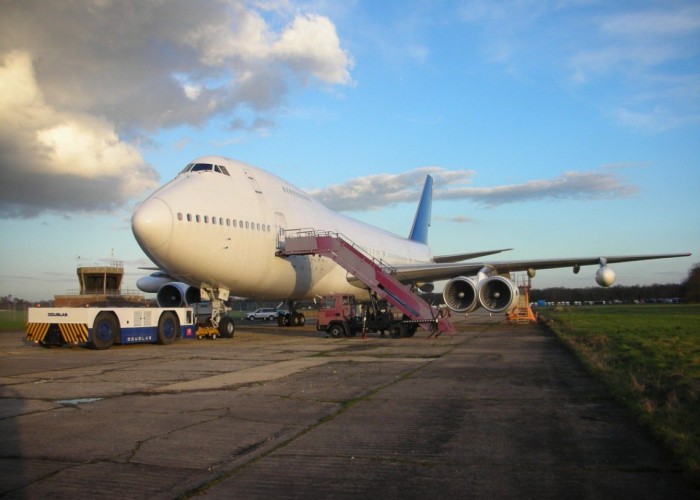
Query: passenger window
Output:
[[204, 216, 209, 223], [187, 214, 192, 222], [245, 221, 249, 229], [256, 223, 260, 230], [196, 215, 201, 223], [177, 212, 183, 221], [219, 217, 224, 225]]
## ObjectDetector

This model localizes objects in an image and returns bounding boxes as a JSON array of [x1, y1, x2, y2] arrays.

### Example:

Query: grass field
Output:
[[541, 304, 700, 484], [0, 310, 26, 332]]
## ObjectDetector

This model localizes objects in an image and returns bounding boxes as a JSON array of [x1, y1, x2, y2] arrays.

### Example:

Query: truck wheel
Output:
[[403, 325, 417, 338], [90, 312, 118, 350], [218, 317, 235, 338], [328, 324, 345, 338], [157, 311, 179, 345], [389, 324, 404, 339]]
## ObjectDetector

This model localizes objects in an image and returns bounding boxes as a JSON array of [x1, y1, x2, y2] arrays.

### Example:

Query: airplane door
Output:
[[274, 212, 286, 251]]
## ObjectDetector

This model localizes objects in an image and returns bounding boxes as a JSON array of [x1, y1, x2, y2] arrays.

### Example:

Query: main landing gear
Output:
[[277, 300, 306, 327]]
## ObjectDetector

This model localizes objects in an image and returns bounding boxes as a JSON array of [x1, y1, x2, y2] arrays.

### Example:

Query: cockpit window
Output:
[[180, 162, 230, 176], [191, 163, 213, 172]]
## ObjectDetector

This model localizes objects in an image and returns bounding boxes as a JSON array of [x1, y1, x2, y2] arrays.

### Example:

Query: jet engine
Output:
[[136, 271, 174, 293], [156, 282, 201, 307], [478, 276, 519, 313], [595, 265, 616, 287], [443, 277, 479, 312]]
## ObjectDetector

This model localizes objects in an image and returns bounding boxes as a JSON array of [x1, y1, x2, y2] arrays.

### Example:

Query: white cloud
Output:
[[0, 0, 353, 218], [309, 167, 637, 212], [0, 51, 157, 218], [273, 14, 353, 84]]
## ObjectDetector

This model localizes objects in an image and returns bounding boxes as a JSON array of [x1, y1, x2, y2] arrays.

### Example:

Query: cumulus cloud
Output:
[[309, 167, 637, 211], [0, 0, 353, 218], [0, 51, 158, 218]]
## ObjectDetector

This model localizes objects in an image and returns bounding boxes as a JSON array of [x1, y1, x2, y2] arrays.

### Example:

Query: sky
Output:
[[1, 0, 698, 302]]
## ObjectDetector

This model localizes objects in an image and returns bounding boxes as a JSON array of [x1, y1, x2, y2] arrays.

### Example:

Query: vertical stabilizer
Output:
[[409, 175, 433, 244]]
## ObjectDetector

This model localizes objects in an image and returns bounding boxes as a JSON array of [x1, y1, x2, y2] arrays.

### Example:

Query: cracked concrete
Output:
[[0, 313, 696, 498]]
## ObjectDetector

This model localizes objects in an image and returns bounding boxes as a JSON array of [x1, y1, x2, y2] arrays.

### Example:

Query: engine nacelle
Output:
[[478, 276, 519, 313], [443, 277, 479, 312], [595, 265, 616, 287], [136, 271, 174, 293], [156, 282, 201, 307]]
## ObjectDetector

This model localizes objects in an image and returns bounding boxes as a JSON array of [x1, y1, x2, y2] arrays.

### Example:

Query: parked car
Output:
[[246, 308, 283, 321]]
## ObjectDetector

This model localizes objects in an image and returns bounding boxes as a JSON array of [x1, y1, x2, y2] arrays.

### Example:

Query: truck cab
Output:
[[317, 294, 357, 338]]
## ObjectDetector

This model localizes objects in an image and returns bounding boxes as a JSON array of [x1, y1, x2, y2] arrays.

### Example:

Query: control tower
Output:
[[53, 260, 146, 307]]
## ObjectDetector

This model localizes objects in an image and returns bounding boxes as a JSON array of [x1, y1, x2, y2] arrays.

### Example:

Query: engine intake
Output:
[[443, 277, 479, 312], [478, 276, 519, 313], [157, 283, 200, 307]]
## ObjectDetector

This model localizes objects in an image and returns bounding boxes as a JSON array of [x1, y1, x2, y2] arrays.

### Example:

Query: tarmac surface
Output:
[[0, 312, 697, 499]]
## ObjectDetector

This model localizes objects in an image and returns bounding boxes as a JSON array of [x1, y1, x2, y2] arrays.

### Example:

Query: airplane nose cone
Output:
[[131, 197, 173, 250]]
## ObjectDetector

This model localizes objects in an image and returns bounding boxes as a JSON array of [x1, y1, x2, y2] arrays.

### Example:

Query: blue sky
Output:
[[1, 0, 698, 302]]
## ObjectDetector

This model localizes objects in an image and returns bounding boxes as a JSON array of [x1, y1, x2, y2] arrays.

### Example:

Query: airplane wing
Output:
[[433, 248, 513, 263], [386, 252, 692, 284]]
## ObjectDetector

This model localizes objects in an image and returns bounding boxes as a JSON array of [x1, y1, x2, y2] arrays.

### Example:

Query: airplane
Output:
[[131, 155, 691, 336]]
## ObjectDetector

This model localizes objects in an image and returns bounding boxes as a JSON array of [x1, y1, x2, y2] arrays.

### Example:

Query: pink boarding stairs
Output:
[[278, 229, 455, 337]]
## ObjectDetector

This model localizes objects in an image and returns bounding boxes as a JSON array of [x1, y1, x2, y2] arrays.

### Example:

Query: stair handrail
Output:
[[283, 228, 402, 278]]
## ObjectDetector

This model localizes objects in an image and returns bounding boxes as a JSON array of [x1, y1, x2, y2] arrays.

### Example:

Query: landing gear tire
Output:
[[291, 313, 305, 327], [218, 317, 235, 338], [90, 312, 118, 350], [157, 311, 179, 345]]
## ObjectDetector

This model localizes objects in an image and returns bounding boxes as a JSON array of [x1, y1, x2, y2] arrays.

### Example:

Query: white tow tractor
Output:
[[25, 305, 230, 350]]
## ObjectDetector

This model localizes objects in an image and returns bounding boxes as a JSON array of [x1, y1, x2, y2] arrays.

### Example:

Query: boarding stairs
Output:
[[507, 275, 538, 324], [278, 229, 455, 336]]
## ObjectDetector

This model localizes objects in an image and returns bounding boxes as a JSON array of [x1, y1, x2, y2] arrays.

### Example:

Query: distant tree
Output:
[[681, 263, 700, 303]]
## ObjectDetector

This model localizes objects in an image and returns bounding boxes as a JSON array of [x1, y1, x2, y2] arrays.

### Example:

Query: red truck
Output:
[[315, 293, 417, 339]]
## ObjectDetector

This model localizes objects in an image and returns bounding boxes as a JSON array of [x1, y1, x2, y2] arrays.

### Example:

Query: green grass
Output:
[[0, 310, 26, 332], [541, 304, 700, 484]]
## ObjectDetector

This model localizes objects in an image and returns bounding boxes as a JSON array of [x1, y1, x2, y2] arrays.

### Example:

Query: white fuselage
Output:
[[132, 156, 433, 301]]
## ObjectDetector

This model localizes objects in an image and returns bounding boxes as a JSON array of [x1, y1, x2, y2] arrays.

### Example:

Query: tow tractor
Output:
[[26, 302, 234, 350], [316, 293, 421, 339]]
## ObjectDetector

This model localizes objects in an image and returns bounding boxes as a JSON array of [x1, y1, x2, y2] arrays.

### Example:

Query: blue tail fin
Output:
[[409, 175, 433, 244]]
